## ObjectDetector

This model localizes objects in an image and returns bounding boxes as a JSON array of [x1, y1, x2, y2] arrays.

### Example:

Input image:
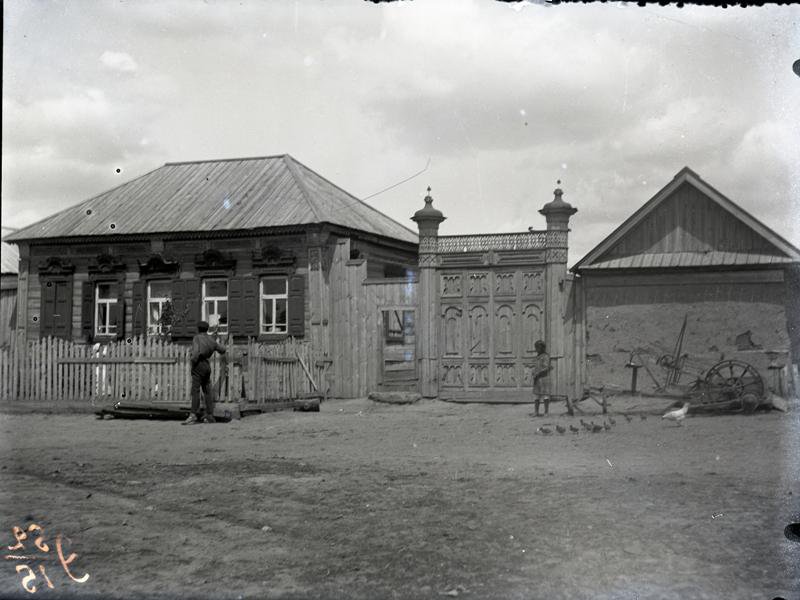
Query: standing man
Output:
[[182, 320, 227, 425], [532, 340, 551, 417]]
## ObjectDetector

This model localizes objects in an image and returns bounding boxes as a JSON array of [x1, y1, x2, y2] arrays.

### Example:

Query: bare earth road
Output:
[[0, 398, 798, 600]]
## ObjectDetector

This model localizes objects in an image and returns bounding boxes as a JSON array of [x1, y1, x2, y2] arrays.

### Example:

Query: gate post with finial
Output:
[[539, 181, 577, 408], [412, 187, 446, 398]]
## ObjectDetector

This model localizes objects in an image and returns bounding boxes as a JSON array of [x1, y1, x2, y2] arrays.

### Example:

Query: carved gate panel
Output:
[[439, 267, 544, 395]]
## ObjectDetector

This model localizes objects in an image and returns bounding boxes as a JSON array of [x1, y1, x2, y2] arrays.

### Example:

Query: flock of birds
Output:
[[535, 402, 691, 435]]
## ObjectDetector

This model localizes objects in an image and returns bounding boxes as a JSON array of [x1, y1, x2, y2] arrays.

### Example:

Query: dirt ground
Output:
[[0, 396, 798, 600]]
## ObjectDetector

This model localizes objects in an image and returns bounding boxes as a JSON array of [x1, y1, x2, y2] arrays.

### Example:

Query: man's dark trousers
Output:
[[190, 360, 214, 418]]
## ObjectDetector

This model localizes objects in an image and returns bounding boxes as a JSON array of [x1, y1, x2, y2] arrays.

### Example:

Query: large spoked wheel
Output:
[[703, 360, 764, 412]]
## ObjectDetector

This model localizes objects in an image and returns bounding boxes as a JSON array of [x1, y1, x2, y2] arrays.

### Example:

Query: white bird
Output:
[[662, 402, 690, 426]]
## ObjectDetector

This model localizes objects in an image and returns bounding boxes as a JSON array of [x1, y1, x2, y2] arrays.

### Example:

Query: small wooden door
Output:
[[380, 309, 417, 389]]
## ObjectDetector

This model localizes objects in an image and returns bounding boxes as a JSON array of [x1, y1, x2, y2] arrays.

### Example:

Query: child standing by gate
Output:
[[532, 340, 551, 417]]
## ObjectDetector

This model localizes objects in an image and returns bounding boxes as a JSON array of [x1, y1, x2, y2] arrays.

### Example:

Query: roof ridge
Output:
[[164, 154, 288, 166], [282, 155, 323, 222], [287, 156, 420, 239]]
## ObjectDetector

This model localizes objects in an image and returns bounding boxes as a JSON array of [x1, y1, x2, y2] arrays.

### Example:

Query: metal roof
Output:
[[580, 251, 796, 270], [6, 155, 419, 245], [1, 229, 19, 274], [572, 167, 800, 272]]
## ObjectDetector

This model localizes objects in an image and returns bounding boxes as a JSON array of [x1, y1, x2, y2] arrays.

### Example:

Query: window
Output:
[[147, 281, 172, 335], [261, 277, 288, 334], [202, 279, 228, 333], [383, 309, 415, 345], [95, 282, 119, 336]]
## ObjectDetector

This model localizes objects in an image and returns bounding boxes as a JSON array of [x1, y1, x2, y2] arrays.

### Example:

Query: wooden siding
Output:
[[603, 182, 781, 260], [328, 237, 418, 398], [0, 287, 16, 347]]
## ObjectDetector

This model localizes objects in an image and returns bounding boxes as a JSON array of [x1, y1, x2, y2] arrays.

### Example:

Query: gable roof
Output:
[[572, 167, 800, 272], [6, 155, 418, 245]]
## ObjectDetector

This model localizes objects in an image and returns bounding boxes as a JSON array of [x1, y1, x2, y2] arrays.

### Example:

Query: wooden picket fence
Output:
[[0, 333, 329, 408]]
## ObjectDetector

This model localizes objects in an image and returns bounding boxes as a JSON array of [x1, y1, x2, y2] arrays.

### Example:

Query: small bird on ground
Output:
[[580, 419, 592, 431], [537, 426, 553, 435], [623, 414, 633, 423], [603, 420, 611, 431], [569, 424, 580, 434], [640, 414, 648, 421], [556, 424, 566, 435], [591, 424, 604, 433], [608, 417, 616, 426], [662, 402, 690, 426]]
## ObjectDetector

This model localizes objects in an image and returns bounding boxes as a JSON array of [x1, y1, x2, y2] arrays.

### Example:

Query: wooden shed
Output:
[[571, 167, 800, 394], [1, 229, 19, 347], [5, 155, 419, 397]]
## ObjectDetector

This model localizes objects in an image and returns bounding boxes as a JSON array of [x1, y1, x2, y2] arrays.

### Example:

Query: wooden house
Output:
[[5, 155, 419, 397], [1, 229, 19, 347], [571, 167, 800, 393]]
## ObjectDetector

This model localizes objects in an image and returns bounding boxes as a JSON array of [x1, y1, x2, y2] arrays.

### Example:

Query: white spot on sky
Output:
[[100, 51, 138, 73], [561, 163, 568, 170], [303, 56, 314, 67], [519, 109, 526, 116]]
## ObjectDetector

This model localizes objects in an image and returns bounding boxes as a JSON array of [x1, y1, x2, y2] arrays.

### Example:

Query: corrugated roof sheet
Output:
[[6, 155, 418, 245], [1, 241, 19, 274], [581, 251, 796, 270]]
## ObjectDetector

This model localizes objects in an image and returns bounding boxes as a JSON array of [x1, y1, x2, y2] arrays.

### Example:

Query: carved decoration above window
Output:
[[38, 256, 76, 276], [138, 253, 180, 276], [252, 246, 296, 269], [194, 248, 236, 271], [88, 253, 127, 275]]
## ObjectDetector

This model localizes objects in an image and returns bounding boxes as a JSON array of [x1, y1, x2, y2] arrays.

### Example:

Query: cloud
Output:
[[100, 51, 138, 73]]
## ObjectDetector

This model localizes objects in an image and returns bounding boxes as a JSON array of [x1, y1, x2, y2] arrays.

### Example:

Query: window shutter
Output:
[[113, 284, 125, 340], [172, 278, 200, 339], [40, 280, 57, 339], [81, 281, 94, 341], [185, 278, 201, 333], [243, 278, 259, 337], [170, 280, 186, 338], [131, 281, 146, 336], [287, 274, 305, 337], [54, 280, 73, 339], [228, 278, 244, 336]]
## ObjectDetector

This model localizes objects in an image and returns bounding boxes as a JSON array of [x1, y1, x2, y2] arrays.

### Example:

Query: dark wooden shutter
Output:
[[170, 280, 186, 338], [112, 284, 125, 340], [287, 274, 305, 337], [171, 278, 201, 339], [40, 279, 56, 339], [243, 278, 259, 337], [131, 281, 146, 336], [53, 280, 73, 339], [228, 278, 244, 336], [81, 281, 95, 342]]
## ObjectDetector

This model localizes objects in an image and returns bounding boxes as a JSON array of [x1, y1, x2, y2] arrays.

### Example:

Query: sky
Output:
[[2, 0, 799, 266]]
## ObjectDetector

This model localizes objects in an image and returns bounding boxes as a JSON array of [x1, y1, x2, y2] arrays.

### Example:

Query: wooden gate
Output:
[[436, 237, 547, 399], [412, 186, 578, 401]]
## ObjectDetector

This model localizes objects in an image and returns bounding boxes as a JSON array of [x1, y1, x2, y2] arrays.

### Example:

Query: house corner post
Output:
[[539, 182, 577, 404], [412, 188, 446, 399]]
